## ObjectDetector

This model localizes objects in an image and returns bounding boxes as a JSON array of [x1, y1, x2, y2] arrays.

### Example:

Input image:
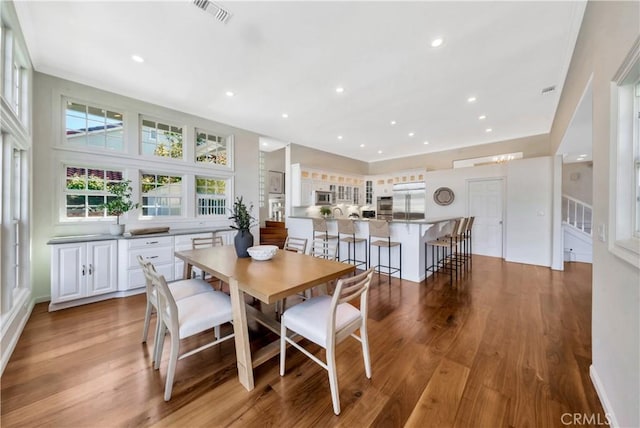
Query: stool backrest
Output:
[[337, 219, 356, 235], [456, 217, 468, 236], [368, 220, 390, 239], [312, 217, 328, 233], [465, 216, 475, 233]]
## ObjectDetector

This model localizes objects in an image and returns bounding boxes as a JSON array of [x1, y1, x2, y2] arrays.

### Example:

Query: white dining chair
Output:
[[276, 236, 309, 316], [280, 267, 374, 415], [191, 235, 225, 287], [147, 267, 234, 401], [138, 255, 213, 348]]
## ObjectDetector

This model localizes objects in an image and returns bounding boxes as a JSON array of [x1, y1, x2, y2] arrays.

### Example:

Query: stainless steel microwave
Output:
[[315, 191, 333, 205]]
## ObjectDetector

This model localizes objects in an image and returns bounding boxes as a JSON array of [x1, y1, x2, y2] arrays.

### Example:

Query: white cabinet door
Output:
[[51, 243, 86, 303], [87, 241, 117, 296], [300, 179, 313, 206]]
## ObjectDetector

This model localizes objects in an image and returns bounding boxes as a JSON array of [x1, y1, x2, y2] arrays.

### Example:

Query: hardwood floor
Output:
[[1, 256, 605, 427]]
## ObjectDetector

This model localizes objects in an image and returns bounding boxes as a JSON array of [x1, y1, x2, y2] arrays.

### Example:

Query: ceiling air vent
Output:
[[192, 0, 232, 24], [541, 85, 556, 95]]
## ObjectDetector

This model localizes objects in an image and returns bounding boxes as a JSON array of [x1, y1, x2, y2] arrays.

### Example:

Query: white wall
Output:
[[505, 157, 553, 266], [562, 161, 593, 205], [548, 2, 639, 426], [32, 72, 260, 301]]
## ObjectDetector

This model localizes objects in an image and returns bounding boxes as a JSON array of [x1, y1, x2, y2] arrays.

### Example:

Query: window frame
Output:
[[195, 128, 233, 170], [140, 116, 185, 161], [609, 38, 640, 268], [62, 97, 125, 152], [195, 175, 232, 218], [140, 171, 184, 218], [60, 163, 126, 222]]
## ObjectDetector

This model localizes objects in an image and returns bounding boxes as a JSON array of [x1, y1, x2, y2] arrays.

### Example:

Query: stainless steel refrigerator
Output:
[[392, 182, 426, 220]]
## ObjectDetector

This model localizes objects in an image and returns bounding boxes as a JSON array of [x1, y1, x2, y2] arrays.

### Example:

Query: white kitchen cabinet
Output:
[[51, 240, 117, 304], [118, 236, 174, 291], [291, 163, 314, 207]]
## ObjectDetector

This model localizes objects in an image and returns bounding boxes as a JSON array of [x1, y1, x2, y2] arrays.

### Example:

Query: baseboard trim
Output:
[[1, 296, 35, 376], [590, 364, 620, 427]]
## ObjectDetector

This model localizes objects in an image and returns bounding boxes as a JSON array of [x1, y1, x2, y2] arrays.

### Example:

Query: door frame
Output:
[[466, 177, 506, 259]]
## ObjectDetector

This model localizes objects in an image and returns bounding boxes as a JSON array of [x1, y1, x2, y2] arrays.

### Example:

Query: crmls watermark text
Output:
[[561, 413, 611, 426]]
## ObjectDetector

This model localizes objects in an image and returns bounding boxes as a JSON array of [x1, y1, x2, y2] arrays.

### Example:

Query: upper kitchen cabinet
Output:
[[291, 163, 313, 207]]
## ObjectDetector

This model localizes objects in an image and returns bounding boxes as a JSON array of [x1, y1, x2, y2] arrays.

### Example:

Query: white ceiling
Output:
[[15, 1, 586, 162]]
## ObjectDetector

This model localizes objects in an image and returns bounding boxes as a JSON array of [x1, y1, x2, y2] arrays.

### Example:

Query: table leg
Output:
[[182, 261, 193, 280], [228, 278, 254, 391]]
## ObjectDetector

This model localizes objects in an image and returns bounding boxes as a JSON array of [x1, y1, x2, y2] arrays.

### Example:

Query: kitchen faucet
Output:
[[332, 207, 343, 217]]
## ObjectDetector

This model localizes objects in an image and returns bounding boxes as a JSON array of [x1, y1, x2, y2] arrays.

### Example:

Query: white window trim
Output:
[[140, 170, 185, 219], [139, 115, 185, 161], [195, 175, 233, 218], [60, 96, 125, 153], [609, 37, 640, 269]]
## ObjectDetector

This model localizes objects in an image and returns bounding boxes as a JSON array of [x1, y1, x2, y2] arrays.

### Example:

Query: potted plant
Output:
[[98, 180, 139, 235], [228, 196, 257, 257], [320, 206, 332, 218]]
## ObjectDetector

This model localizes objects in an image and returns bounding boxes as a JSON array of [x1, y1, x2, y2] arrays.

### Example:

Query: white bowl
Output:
[[247, 245, 278, 261]]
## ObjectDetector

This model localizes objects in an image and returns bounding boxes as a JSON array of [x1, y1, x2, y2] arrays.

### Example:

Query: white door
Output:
[[468, 179, 504, 258]]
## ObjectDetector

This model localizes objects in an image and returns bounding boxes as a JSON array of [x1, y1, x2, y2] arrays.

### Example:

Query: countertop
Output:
[[47, 227, 233, 245], [287, 216, 459, 225]]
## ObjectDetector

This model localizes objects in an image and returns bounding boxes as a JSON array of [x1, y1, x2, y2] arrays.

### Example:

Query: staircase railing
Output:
[[562, 194, 593, 236]]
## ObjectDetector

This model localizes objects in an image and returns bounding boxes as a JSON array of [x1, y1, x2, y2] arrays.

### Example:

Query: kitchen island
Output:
[[287, 216, 458, 282]]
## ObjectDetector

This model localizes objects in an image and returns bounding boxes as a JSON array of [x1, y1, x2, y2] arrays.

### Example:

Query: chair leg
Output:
[[214, 325, 221, 340], [154, 321, 166, 370], [361, 325, 372, 379], [164, 333, 180, 401], [279, 322, 287, 376], [142, 300, 153, 343], [326, 346, 341, 415]]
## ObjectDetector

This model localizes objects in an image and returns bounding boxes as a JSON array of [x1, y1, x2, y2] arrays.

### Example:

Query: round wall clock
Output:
[[433, 187, 455, 206]]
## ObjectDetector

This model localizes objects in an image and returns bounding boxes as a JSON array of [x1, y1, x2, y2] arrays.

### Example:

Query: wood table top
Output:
[[175, 245, 355, 304]]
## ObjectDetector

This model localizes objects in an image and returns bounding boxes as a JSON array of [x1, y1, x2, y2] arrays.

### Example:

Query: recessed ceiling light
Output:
[[467, 96, 477, 103], [261, 142, 268, 146], [378, 150, 383, 154], [580, 154, 587, 157], [478, 115, 486, 120], [408, 132, 415, 137], [225, 91, 234, 97], [337, 135, 343, 140], [281, 113, 289, 119], [423, 141, 429, 145], [390, 120, 396, 126], [485, 128, 493, 132], [360, 144, 365, 148], [336, 87, 344, 93], [431, 37, 444, 48], [131, 54, 144, 63]]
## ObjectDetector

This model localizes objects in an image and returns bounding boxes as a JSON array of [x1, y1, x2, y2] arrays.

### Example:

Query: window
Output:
[[610, 42, 640, 268], [196, 176, 228, 216], [65, 100, 124, 151], [196, 129, 230, 167], [141, 118, 183, 159], [141, 172, 182, 216], [12, 63, 20, 116], [63, 165, 124, 219]]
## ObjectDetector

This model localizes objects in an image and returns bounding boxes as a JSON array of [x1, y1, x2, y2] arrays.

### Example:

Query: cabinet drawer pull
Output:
[[82, 265, 86, 276], [89, 264, 93, 275], [148, 256, 159, 259], [146, 241, 159, 245]]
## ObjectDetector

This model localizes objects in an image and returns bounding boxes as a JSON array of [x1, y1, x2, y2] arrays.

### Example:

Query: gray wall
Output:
[[32, 72, 260, 301], [290, 143, 369, 175], [549, 2, 639, 426], [562, 161, 593, 205]]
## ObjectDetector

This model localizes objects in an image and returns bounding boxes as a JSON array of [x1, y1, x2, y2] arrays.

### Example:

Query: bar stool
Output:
[[337, 219, 367, 270], [312, 217, 339, 258], [425, 218, 461, 285], [368, 220, 401, 284], [463, 217, 475, 270]]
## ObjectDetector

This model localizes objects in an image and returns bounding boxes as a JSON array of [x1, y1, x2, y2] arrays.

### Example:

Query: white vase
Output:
[[109, 224, 125, 236]]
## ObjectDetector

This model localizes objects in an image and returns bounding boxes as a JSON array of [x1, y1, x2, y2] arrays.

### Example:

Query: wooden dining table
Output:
[[174, 245, 355, 391]]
